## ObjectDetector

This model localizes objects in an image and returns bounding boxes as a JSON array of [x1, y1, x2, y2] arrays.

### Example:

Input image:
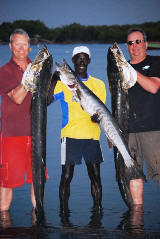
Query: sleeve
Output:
[[150, 56, 160, 78], [0, 64, 21, 94], [0, 68, 13, 94]]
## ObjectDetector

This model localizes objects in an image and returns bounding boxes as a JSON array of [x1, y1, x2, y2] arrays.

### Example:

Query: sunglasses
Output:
[[127, 39, 145, 46]]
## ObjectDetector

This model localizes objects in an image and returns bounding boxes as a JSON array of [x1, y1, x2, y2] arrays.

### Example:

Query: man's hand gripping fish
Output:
[[56, 59, 146, 208]]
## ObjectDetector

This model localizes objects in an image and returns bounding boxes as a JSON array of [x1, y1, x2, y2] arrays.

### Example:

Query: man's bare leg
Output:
[[0, 187, 13, 211], [30, 183, 36, 209], [129, 179, 143, 205], [59, 165, 74, 212], [86, 163, 102, 210]]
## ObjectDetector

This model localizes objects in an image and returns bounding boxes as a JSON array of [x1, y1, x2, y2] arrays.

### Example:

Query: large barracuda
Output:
[[30, 46, 53, 223], [56, 59, 145, 208], [107, 42, 146, 207]]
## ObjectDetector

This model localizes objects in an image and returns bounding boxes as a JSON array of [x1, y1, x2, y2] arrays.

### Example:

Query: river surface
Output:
[[0, 43, 160, 239]]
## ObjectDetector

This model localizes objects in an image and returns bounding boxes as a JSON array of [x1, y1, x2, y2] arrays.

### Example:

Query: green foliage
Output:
[[0, 20, 160, 44], [0, 22, 13, 42]]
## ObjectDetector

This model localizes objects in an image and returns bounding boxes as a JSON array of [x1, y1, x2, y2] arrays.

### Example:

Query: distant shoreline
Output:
[[1, 40, 160, 50], [0, 40, 114, 45]]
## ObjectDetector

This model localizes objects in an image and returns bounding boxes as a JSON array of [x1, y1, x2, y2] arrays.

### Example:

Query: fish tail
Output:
[[128, 160, 147, 182], [115, 152, 133, 208], [35, 207, 45, 225]]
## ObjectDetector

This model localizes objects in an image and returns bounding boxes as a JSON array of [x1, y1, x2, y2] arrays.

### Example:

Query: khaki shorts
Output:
[[128, 131, 160, 180]]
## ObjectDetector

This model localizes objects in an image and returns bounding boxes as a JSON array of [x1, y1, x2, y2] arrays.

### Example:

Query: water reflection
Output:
[[0, 210, 49, 238], [87, 207, 103, 228], [59, 206, 104, 230], [0, 210, 12, 228], [0, 206, 147, 239], [59, 208, 74, 227], [31, 208, 46, 226], [118, 205, 145, 238], [58, 207, 108, 239]]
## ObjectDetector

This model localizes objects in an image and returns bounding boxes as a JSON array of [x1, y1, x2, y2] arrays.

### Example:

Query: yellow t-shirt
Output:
[[54, 74, 106, 140]]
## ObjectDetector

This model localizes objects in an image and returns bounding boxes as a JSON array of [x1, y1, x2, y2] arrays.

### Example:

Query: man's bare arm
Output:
[[137, 71, 160, 94], [8, 84, 28, 104]]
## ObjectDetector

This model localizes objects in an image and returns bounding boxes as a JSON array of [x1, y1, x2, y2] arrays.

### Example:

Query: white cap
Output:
[[72, 46, 91, 59]]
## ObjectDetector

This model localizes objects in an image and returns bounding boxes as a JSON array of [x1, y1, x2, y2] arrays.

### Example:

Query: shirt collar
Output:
[[10, 57, 31, 72], [78, 73, 89, 81]]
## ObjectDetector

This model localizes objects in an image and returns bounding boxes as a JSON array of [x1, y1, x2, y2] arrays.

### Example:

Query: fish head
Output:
[[31, 45, 51, 74], [34, 45, 50, 64], [23, 45, 52, 93], [108, 43, 127, 71], [55, 59, 77, 89], [108, 43, 136, 91]]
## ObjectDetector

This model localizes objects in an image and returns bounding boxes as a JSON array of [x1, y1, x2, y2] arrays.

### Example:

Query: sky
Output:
[[1, 0, 160, 29]]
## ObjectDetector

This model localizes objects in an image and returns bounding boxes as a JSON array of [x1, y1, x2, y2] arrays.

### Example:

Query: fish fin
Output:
[[130, 160, 147, 183], [114, 151, 133, 208]]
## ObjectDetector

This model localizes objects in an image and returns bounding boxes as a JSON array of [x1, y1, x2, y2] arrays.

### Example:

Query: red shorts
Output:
[[0, 135, 48, 188]]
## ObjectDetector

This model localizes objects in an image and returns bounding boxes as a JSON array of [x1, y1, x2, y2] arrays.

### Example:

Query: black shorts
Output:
[[61, 137, 104, 165]]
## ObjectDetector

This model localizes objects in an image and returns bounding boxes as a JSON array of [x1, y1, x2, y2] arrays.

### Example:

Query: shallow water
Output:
[[0, 44, 160, 239]]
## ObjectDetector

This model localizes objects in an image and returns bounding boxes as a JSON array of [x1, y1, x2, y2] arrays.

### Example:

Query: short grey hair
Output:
[[127, 28, 147, 42], [9, 28, 30, 43]]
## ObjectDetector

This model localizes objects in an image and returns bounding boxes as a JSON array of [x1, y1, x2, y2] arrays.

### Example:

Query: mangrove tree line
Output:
[[0, 20, 160, 44]]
